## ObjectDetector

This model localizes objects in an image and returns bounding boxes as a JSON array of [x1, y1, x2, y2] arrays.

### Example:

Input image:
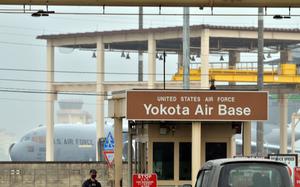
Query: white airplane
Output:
[[9, 122, 132, 161], [9, 121, 300, 161]]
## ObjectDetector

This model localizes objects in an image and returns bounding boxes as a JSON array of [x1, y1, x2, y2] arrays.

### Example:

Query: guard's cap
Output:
[[90, 169, 97, 174]]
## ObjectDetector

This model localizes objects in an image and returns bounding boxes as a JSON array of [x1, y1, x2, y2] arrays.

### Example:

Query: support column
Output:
[[192, 122, 201, 185], [148, 33, 156, 89], [174, 142, 179, 183], [291, 113, 296, 154], [177, 51, 183, 73], [280, 49, 293, 64], [279, 94, 288, 154], [138, 7, 143, 82], [114, 117, 123, 187], [128, 122, 133, 187], [96, 37, 105, 161], [46, 41, 55, 161], [147, 140, 153, 174], [136, 124, 147, 173], [229, 51, 240, 69], [138, 52, 143, 81], [183, 7, 190, 89], [135, 141, 138, 173], [256, 8, 264, 156], [141, 142, 146, 173], [229, 51, 240, 86], [231, 136, 236, 157], [243, 122, 252, 156], [279, 49, 293, 75], [201, 29, 210, 89]]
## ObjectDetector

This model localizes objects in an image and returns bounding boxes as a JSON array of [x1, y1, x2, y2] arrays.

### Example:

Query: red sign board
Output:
[[133, 173, 157, 187], [295, 167, 300, 187]]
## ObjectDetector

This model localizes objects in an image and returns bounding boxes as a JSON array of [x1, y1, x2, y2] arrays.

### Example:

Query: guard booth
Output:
[[108, 90, 268, 187]]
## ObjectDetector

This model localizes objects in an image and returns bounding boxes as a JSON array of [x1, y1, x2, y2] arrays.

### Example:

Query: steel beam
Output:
[[1, 0, 300, 7], [256, 7, 264, 156]]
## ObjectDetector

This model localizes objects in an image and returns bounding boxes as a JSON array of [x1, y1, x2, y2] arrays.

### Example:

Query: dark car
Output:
[[184, 158, 292, 187]]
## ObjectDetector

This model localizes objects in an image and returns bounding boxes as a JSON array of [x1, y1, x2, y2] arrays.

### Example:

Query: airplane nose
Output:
[[8, 143, 15, 160]]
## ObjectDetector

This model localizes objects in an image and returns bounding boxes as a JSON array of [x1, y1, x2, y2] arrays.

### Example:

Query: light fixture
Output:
[[159, 54, 163, 60], [126, 53, 130, 59], [156, 53, 159, 59], [121, 51, 125, 58], [220, 55, 224, 61], [171, 126, 176, 135], [31, 11, 42, 17], [92, 51, 96, 58], [31, 10, 55, 17], [159, 126, 168, 135], [273, 14, 291, 19], [267, 52, 272, 58], [273, 15, 283, 19], [159, 125, 175, 135], [190, 55, 195, 61]]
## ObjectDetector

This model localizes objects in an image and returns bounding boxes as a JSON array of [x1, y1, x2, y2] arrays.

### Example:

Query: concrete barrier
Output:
[[0, 162, 130, 187]]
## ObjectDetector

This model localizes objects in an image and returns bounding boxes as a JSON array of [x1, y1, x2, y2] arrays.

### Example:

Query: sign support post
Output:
[[103, 132, 115, 167]]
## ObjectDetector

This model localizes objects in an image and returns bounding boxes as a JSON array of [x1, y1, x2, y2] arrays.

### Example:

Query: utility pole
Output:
[[256, 7, 264, 156], [183, 7, 190, 89], [137, 6, 145, 177], [128, 121, 133, 187], [138, 7, 143, 81], [163, 51, 166, 90]]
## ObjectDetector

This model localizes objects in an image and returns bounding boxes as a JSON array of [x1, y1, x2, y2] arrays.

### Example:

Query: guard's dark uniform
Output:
[[82, 179, 101, 187]]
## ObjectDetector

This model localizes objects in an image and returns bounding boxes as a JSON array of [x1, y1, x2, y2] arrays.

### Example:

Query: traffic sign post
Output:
[[103, 150, 114, 167], [133, 173, 157, 187], [104, 132, 115, 151], [103, 132, 115, 167]]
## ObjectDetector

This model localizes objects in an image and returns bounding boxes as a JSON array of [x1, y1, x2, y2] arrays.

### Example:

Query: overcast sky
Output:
[[0, 6, 300, 160]]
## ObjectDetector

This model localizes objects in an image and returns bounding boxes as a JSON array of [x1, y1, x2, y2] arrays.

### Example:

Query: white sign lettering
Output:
[[194, 104, 213, 115], [218, 104, 251, 116], [144, 104, 190, 116]]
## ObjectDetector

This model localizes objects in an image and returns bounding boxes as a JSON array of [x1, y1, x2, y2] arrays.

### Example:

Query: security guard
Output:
[[82, 169, 101, 187]]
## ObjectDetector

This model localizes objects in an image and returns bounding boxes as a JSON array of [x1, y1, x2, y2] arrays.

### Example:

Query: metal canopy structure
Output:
[[37, 24, 300, 52], [38, 24, 300, 85], [47, 38, 296, 52], [1, 0, 300, 7]]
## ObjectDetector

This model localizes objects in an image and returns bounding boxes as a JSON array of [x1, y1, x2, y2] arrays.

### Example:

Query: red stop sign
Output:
[[133, 173, 157, 187], [295, 167, 300, 187]]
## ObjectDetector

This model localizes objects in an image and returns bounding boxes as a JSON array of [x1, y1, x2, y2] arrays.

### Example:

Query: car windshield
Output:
[[218, 162, 292, 187]]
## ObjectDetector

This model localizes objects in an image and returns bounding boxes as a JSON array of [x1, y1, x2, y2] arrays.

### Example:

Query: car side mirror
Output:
[[183, 184, 192, 187]]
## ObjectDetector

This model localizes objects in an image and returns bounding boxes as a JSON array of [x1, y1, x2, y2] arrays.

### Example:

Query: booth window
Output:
[[179, 142, 192, 180], [153, 142, 174, 180]]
